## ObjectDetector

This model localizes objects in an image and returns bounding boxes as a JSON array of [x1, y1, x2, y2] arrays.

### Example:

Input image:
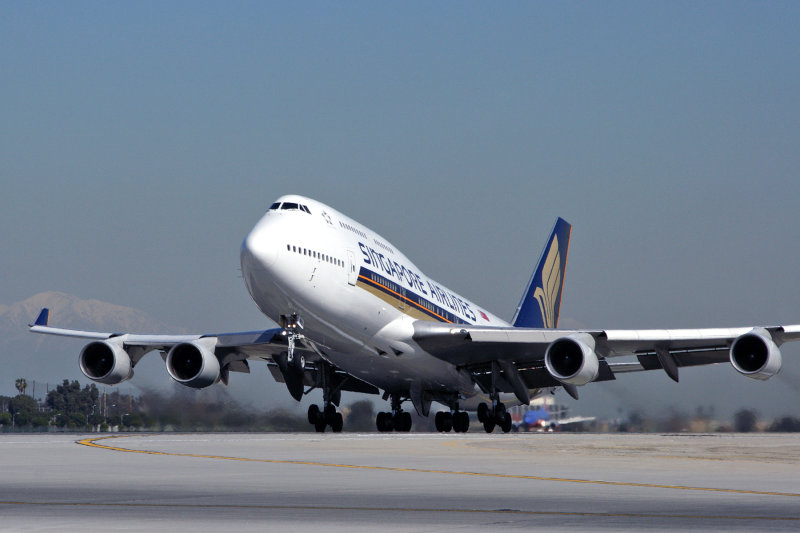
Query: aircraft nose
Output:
[[241, 218, 280, 270]]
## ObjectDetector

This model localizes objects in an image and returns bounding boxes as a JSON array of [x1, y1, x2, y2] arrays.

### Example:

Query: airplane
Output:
[[29, 194, 799, 433]]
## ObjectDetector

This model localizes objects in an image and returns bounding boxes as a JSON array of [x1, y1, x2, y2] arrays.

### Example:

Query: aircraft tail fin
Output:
[[511, 218, 572, 328]]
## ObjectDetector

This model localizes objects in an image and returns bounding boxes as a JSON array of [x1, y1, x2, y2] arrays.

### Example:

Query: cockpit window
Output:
[[281, 202, 299, 210], [301, 205, 311, 214], [269, 202, 281, 210]]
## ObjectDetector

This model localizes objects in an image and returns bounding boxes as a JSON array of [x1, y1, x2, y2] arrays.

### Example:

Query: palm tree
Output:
[[15, 378, 27, 396]]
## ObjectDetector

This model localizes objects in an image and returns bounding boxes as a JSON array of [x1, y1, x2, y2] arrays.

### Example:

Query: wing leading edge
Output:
[[28, 308, 379, 397]]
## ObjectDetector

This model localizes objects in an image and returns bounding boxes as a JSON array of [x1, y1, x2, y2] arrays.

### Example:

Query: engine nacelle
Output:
[[166, 340, 221, 388], [79, 340, 133, 385], [730, 328, 782, 380], [545, 334, 600, 386]]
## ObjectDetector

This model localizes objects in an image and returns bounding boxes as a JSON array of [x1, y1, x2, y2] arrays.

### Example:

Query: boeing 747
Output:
[[29, 195, 798, 432]]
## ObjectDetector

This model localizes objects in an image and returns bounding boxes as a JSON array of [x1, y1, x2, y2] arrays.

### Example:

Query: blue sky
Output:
[[2, 2, 800, 417]]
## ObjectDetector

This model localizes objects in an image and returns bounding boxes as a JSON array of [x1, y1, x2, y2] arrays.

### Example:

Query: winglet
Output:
[[512, 217, 572, 328], [32, 308, 49, 327]]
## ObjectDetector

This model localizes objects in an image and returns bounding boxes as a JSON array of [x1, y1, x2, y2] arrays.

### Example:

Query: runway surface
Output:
[[1, 432, 799, 531]]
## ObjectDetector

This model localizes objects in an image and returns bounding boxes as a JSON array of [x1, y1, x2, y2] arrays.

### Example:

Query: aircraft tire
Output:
[[308, 404, 321, 425], [331, 412, 343, 433], [500, 412, 512, 433], [396, 412, 412, 432], [324, 403, 337, 423], [494, 402, 506, 421], [314, 419, 326, 432], [441, 412, 453, 433], [483, 419, 495, 433], [454, 411, 469, 433], [434, 412, 444, 432], [477, 403, 489, 424]]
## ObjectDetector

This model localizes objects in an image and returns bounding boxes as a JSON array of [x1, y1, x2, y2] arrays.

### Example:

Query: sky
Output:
[[2, 2, 800, 419]]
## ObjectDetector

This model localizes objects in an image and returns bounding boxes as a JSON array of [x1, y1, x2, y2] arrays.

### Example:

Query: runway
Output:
[[1, 432, 799, 531]]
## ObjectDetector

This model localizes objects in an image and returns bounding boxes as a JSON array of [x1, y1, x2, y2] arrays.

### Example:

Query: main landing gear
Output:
[[376, 393, 412, 432], [434, 409, 470, 433], [308, 402, 343, 433], [477, 401, 512, 433]]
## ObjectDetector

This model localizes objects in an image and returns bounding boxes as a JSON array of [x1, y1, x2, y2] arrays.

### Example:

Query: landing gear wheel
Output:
[[483, 418, 496, 433], [308, 404, 321, 425], [434, 412, 444, 432], [331, 412, 343, 433], [392, 412, 410, 432], [493, 402, 506, 422], [290, 353, 305, 371], [453, 411, 469, 433], [324, 403, 337, 423], [500, 412, 512, 433], [314, 419, 326, 432], [376, 412, 394, 432], [477, 403, 489, 424], [441, 412, 453, 433]]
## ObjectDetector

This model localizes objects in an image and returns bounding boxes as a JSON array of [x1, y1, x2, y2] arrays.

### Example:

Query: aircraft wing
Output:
[[412, 321, 800, 401], [28, 308, 379, 398]]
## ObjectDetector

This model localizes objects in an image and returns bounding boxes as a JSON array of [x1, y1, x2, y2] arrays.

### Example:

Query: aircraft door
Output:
[[346, 250, 358, 286]]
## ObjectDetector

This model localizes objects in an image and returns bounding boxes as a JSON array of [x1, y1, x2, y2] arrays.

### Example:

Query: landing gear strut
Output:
[[478, 362, 512, 433], [376, 393, 412, 432], [305, 359, 344, 433], [281, 313, 305, 372]]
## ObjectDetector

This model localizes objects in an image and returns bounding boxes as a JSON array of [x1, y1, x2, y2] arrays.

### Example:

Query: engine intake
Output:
[[544, 334, 600, 386], [730, 328, 782, 380], [166, 340, 221, 388], [79, 340, 133, 385]]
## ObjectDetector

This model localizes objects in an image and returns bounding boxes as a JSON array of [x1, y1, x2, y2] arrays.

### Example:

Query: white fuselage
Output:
[[239, 194, 508, 399]]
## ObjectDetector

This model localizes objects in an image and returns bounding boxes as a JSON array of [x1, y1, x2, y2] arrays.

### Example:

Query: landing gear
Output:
[[308, 402, 343, 433], [376, 410, 411, 432], [303, 356, 344, 433], [434, 408, 470, 433], [281, 313, 305, 371], [376, 393, 412, 432], [478, 361, 513, 433], [477, 401, 512, 433]]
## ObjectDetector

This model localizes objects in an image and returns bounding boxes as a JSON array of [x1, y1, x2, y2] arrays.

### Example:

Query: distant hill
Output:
[[0, 292, 187, 398]]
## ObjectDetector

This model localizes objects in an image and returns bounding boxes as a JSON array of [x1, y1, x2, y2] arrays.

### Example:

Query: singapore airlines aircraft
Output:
[[30, 194, 799, 433]]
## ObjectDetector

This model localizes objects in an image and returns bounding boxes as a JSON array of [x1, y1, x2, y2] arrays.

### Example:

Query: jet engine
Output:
[[79, 340, 133, 385], [545, 334, 600, 386], [166, 340, 221, 388], [730, 328, 782, 380]]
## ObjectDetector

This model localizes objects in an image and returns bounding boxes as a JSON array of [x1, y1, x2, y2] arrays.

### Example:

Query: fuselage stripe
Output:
[[356, 268, 469, 325]]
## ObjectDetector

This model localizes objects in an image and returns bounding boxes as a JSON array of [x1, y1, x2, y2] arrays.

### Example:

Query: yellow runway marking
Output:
[[78, 435, 800, 499], [0, 500, 798, 521]]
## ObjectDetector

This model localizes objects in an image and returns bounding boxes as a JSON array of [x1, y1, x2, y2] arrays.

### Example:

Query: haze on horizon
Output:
[[2, 2, 800, 420]]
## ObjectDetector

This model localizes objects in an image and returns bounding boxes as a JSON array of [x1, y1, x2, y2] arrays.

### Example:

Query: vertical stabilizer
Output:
[[512, 218, 572, 328]]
